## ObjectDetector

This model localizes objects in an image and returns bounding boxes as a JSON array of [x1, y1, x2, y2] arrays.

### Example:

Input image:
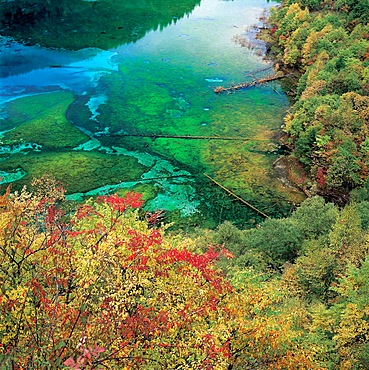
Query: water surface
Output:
[[0, 0, 304, 228]]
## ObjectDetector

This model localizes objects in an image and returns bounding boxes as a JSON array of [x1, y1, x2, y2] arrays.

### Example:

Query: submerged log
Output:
[[109, 133, 252, 141], [120, 175, 193, 183], [245, 66, 273, 76], [203, 173, 269, 218], [214, 73, 289, 94]]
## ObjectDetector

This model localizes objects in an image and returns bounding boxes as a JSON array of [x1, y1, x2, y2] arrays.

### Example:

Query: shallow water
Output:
[[0, 0, 304, 228]]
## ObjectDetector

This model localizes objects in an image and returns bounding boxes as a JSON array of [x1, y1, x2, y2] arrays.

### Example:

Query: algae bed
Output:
[[0, 0, 305, 229]]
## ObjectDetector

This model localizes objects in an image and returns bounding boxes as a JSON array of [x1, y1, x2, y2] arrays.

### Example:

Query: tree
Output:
[[271, 0, 369, 197], [0, 183, 324, 369], [293, 240, 337, 301], [226, 269, 321, 370], [311, 258, 369, 369], [0, 186, 235, 368], [326, 140, 362, 191], [335, 0, 369, 24], [291, 196, 338, 239], [329, 204, 368, 268], [242, 218, 303, 269]]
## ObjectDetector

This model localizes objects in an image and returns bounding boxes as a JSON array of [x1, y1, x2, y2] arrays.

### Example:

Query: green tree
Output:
[[312, 258, 369, 369], [291, 196, 338, 239], [293, 240, 337, 301], [335, 0, 369, 24], [329, 205, 367, 268], [242, 218, 303, 269], [326, 140, 362, 191]]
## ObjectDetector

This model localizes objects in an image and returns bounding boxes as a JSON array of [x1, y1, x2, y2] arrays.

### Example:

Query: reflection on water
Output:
[[0, 45, 118, 104], [0, 0, 304, 228], [1, 0, 201, 50]]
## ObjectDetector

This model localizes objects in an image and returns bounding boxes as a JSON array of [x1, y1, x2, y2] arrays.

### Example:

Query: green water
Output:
[[0, 0, 304, 228]]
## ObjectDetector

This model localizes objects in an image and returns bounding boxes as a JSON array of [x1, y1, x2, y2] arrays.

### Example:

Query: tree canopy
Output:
[[268, 0, 369, 201], [0, 182, 318, 369]]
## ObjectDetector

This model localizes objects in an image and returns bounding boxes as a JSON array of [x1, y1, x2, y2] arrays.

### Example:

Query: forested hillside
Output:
[[200, 194, 369, 369], [1, 176, 369, 369], [1, 0, 369, 369], [267, 0, 369, 203], [0, 180, 321, 369]]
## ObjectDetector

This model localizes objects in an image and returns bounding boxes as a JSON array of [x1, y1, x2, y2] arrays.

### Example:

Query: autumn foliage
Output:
[[268, 0, 369, 200], [0, 183, 321, 369]]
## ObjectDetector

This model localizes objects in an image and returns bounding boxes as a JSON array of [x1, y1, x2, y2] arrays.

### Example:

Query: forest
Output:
[[266, 0, 369, 204], [1, 0, 369, 368]]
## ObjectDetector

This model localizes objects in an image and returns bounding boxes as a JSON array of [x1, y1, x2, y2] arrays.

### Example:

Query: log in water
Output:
[[214, 73, 289, 94]]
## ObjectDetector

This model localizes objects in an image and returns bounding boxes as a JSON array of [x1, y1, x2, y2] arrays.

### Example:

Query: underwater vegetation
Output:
[[1, 91, 88, 149], [0, 0, 305, 228]]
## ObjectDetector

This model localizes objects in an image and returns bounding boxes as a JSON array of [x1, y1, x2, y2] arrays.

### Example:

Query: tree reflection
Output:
[[1, 0, 201, 50]]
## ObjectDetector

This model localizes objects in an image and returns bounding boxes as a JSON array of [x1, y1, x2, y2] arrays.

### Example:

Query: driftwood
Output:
[[214, 73, 289, 94], [203, 173, 269, 218]]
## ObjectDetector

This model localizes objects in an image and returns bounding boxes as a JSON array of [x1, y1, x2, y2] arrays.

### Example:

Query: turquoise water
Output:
[[0, 0, 303, 228]]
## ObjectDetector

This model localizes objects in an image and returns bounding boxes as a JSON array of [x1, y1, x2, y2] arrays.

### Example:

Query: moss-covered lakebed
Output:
[[0, 0, 305, 228]]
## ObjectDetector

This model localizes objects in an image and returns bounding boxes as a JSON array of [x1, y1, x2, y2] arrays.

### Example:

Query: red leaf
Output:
[[98, 192, 143, 212], [63, 358, 79, 369]]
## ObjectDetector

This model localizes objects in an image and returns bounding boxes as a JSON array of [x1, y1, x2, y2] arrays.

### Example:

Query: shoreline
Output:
[[250, 15, 308, 203]]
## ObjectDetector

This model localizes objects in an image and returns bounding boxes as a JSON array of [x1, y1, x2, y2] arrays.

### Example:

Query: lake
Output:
[[0, 0, 304, 228]]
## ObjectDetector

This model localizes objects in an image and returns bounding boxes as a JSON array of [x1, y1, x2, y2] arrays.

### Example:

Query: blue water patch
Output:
[[67, 145, 201, 216], [0, 39, 119, 105], [205, 78, 223, 83], [85, 94, 108, 121], [0, 169, 27, 184], [0, 143, 42, 156]]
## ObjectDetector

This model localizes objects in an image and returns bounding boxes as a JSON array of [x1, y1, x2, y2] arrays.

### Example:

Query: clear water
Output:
[[0, 0, 304, 228]]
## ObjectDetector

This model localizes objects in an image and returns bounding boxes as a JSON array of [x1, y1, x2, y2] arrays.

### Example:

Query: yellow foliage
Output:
[[335, 303, 369, 344], [0, 185, 326, 369], [301, 80, 327, 100], [286, 3, 303, 16]]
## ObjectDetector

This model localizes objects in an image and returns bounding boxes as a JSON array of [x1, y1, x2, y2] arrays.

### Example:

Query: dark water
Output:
[[0, 0, 304, 228]]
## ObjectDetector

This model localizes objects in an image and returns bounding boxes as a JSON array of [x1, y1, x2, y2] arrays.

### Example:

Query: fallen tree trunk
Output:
[[203, 173, 269, 218], [214, 73, 289, 94], [109, 133, 252, 141]]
